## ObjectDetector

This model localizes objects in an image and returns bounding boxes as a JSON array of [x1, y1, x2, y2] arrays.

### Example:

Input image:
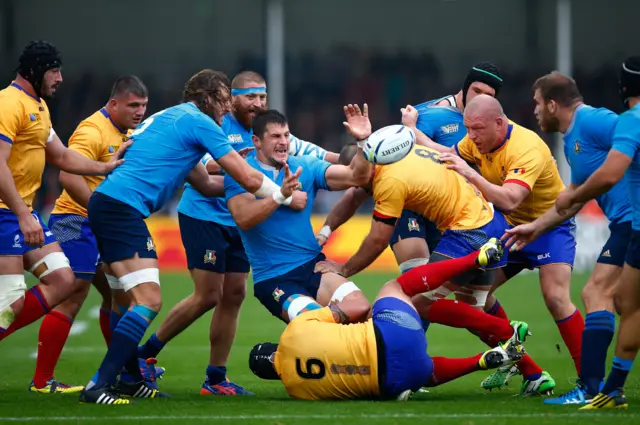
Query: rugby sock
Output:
[[556, 308, 585, 374], [33, 310, 73, 388], [426, 299, 513, 340], [397, 251, 480, 297], [601, 357, 634, 395], [0, 285, 50, 341], [479, 299, 543, 380], [138, 332, 166, 360], [91, 310, 149, 389], [581, 310, 616, 395], [99, 308, 112, 346], [426, 355, 482, 386], [109, 305, 128, 334], [206, 365, 227, 385]]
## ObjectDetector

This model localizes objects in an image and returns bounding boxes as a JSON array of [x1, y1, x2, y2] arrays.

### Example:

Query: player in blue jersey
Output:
[[79, 69, 303, 405], [225, 108, 373, 325], [504, 71, 632, 404], [544, 57, 640, 410], [137, 71, 340, 396], [317, 62, 504, 275]]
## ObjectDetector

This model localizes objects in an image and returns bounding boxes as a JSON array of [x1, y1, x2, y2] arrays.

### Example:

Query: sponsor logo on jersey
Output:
[[228, 134, 243, 143], [440, 123, 459, 134]]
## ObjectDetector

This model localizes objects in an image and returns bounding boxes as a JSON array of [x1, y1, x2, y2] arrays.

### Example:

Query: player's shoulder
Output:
[[81, 109, 109, 131], [0, 85, 25, 109], [618, 105, 640, 127], [507, 122, 550, 157], [416, 96, 460, 116]]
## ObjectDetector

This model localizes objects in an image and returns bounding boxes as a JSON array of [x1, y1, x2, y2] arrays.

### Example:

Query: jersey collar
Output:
[[489, 123, 513, 153], [565, 103, 585, 135], [100, 108, 126, 134], [11, 82, 41, 102]]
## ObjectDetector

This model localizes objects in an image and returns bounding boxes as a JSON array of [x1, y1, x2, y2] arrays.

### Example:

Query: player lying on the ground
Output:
[[249, 239, 525, 400], [137, 70, 340, 396], [224, 107, 372, 324], [408, 94, 579, 395], [503, 72, 632, 405]]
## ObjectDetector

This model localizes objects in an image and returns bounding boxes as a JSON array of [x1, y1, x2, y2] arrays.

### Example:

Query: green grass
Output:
[[1, 271, 639, 425]]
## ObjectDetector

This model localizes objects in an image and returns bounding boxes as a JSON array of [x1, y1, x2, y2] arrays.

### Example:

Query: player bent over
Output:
[[249, 239, 525, 400], [224, 107, 373, 324], [80, 70, 302, 405]]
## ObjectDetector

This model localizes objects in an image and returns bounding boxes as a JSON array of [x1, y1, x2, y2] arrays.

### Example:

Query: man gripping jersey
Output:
[[249, 239, 525, 400]]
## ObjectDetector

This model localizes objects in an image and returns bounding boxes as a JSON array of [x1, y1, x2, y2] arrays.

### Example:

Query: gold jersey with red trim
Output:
[[52, 108, 130, 217], [371, 145, 493, 231], [0, 82, 53, 210], [455, 122, 565, 226], [274, 307, 380, 400]]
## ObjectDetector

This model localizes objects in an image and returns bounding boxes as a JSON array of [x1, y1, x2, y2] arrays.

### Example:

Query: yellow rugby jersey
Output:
[[52, 109, 129, 217], [274, 308, 380, 400], [372, 145, 493, 231], [455, 122, 565, 226], [0, 83, 53, 210]]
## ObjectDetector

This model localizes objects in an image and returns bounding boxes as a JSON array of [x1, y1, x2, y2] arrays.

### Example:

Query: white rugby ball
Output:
[[362, 124, 415, 165]]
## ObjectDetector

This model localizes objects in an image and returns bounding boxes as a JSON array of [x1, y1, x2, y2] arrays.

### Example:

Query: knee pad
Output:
[[453, 288, 488, 308], [105, 274, 125, 291], [422, 285, 452, 300], [0, 274, 27, 329], [331, 281, 361, 303], [283, 294, 321, 320], [398, 258, 430, 274], [119, 268, 160, 292], [29, 252, 70, 279]]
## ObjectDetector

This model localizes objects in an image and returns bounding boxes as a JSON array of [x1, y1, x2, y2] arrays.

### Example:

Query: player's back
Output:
[[275, 308, 379, 400], [415, 95, 465, 147], [96, 102, 231, 217], [456, 122, 564, 226], [373, 145, 493, 231], [0, 83, 52, 210], [53, 109, 129, 217], [564, 105, 632, 225]]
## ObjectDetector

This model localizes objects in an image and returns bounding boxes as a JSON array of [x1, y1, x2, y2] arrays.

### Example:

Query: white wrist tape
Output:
[[272, 191, 288, 205], [318, 225, 332, 239], [254, 175, 282, 198]]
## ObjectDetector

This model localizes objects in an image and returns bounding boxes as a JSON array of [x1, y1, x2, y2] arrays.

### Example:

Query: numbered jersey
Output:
[[274, 308, 380, 400], [95, 103, 233, 217], [372, 145, 493, 231]]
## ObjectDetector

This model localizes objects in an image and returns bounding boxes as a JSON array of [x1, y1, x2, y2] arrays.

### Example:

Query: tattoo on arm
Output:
[[329, 302, 350, 324]]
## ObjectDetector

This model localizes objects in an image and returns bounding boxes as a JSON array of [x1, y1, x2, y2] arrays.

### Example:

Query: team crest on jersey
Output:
[[29, 113, 40, 122], [146, 237, 156, 252], [108, 145, 118, 153], [204, 250, 217, 265], [228, 134, 243, 143], [574, 141, 581, 154], [440, 124, 459, 134], [407, 218, 420, 232], [272, 288, 285, 301]]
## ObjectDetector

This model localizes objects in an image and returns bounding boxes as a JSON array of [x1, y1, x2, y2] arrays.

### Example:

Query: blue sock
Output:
[[109, 305, 128, 335], [206, 365, 227, 385], [581, 310, 615, 395], [601, 356, 634, 395], [138, 332, 166, 360], [92, 310, 150, 389]]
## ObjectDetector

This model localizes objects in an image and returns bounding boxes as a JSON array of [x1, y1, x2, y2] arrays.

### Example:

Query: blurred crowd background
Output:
[[1, 0, 635, 216]]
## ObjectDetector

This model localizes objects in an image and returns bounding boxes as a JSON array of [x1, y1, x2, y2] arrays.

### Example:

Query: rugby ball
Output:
[[362, 124, 415, 165]]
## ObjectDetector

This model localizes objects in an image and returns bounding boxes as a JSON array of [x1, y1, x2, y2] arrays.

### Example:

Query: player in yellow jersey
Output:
[[407, 94, 580, 395], [24, 76, 150, 393], [250, 239, 525, 400], [315, 142, 509, 310], [0, 41, 128, 343]]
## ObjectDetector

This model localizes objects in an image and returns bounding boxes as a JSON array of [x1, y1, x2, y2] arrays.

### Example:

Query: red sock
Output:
[[397, 251, 479, 296], [487, 299, 508, 319], [426, 299, 513, 340], [99, 308, 112, 346], [518, 354, 544, 379], [0, 286, 51, 341], [478, 299, 509, 347], [427, 354, 482, 387], [556, 309, 584, 374], [33, 310, 73, 388]]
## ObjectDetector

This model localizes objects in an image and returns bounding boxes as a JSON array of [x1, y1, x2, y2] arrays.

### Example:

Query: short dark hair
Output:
[[183, 69, 231, 106], [110, 75, 148, 99], [532, 71, 583, 107], [232, 71, 265, 89], [339, 143, 359, 166], [252, 109, 288, 138]]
